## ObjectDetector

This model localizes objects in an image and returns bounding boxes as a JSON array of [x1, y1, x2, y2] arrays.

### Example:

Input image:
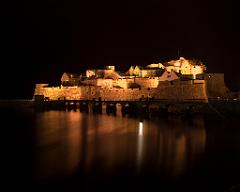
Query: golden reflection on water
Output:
[[33, 111, 206, 180]]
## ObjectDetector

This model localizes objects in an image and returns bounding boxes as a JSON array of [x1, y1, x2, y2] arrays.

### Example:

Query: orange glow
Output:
[[34, 57, 207, 101], [139, 121, 144, 136]]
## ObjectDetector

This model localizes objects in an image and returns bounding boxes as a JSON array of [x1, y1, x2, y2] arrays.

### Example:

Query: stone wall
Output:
[[82, 79, 97, 86], [83, 78, 134, 89], [151, 80, 208, 101], [141, 69, 162, 77], [61, 87, 82, 100], [134, 78, 159, 89], [204, 73, 230, 98], [34, 84, 49, 96], [34, 80, 208, 101], [82, 77, 159, 89], [99, 88, 149, 101], [96, 79, 113, 88], [113, 78, 134, 89], [34, 84, 89, 100], [79, 86, 101, 100], [38, 86, 62, 100]]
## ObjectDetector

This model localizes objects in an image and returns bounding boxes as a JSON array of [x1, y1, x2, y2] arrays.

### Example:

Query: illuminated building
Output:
[[34, 57, 236, 101]]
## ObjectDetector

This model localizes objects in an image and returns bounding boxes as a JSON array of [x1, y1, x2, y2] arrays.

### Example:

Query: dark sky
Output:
[[2, 0, 240, 99]]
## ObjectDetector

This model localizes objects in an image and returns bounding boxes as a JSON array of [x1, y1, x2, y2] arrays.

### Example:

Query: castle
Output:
[[34, 57, 234, 102]]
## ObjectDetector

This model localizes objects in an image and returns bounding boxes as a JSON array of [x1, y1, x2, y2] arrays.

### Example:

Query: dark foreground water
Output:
[[2, 102, 240, 192]]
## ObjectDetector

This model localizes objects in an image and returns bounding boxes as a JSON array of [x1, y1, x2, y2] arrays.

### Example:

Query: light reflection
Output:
[[139, 121, 144, 136], [137, 121, 144, 172], [33, 112, 206, 180]]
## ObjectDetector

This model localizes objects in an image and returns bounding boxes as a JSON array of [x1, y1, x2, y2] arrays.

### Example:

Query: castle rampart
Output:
[[134, 78, 159, 89], [151, 80, 207, 101], [204, 73, 230, 98], [34, 58, 238, 103], [34, 79, 208, 102]]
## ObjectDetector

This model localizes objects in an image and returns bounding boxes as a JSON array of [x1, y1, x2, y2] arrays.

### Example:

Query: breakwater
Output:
[[33, 97, 240, 118]]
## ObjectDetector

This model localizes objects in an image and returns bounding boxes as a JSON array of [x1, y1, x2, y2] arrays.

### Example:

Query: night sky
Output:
[[2, 0, 240, 99]]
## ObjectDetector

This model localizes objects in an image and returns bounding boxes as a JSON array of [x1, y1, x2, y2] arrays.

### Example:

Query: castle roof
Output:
[[61, 72, 81, 82], [104, 70, 122, 80]]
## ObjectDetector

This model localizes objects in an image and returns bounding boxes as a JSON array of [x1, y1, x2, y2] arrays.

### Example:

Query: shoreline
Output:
[[0, 99, 239, 118]]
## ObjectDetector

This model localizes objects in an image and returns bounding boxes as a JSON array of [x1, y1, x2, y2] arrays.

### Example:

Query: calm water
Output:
[[2, 103, 240, 191]]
